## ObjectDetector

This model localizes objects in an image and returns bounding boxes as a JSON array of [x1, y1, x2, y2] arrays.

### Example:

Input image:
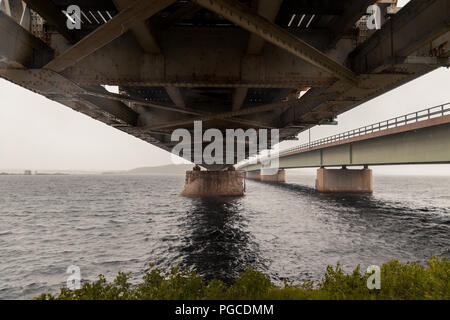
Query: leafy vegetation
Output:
[[36, 256, 449, 300]]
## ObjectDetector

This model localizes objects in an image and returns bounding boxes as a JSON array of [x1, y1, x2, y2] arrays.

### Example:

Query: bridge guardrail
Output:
[[239, 102, 450, 168], [280, 102, 450, 156]]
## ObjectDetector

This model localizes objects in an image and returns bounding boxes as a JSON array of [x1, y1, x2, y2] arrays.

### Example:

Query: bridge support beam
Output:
[[316, 168, 373, 193], [260, 169, 286, 182], [181, 170, 244, 197]]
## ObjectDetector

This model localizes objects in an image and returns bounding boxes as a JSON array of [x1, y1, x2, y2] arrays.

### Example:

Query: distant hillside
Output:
[[124, 164, 194, 175]]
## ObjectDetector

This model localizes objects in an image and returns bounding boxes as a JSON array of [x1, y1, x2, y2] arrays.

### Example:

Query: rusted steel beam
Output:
[[232, 87, 249, 111], [0, 68, 139, 125], [247, 0, 284, 54], [144, 92, 339, 131], [0, 10, 53, 68], [61, 30, 336, 88], [350, 0, 450, 73], [114, 0, 186, 108], [44, 0, 176, 72], [279, 0, 450, 134], [112, 0, 160, 53], [80, 87, 204, 116], [327, 0, 375, 48], [165, 86, 186, 108], [232, 0, 284, 111], [192, 0, 358, 84], [80, 94, 138, 126], [80, 85, 275, 128]]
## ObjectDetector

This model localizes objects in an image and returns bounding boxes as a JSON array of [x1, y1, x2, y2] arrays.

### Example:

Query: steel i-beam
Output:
[[192, 0, 358, 84]]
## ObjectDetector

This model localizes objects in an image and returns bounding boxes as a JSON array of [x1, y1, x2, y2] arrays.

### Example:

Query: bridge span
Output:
[[239, 103, 450, 193]]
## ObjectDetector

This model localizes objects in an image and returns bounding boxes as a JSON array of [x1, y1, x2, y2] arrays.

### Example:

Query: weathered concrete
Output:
[[315, 168, 373, 193], [245, 171, 261, 180], [260, 169, 286, 182], [245, 169, 286, 182], [181, 170, 244, 197]]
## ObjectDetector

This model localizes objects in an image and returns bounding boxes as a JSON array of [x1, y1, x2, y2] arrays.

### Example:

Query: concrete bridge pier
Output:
[[315, 167, 373, 193], [245, 171, 261, 180], [260, 169, 286, 182], [181, 168, 244, 197], [245, 169, 286, 182]]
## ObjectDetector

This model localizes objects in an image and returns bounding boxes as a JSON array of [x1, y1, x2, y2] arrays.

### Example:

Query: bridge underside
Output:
[[0, 0, 449, 172]]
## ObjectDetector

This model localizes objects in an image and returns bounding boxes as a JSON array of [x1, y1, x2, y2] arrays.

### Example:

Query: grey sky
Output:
[[0, 78, 174, 171]]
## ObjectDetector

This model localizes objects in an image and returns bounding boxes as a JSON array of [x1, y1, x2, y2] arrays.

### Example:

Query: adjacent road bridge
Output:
[[239, 103, 450, 192]]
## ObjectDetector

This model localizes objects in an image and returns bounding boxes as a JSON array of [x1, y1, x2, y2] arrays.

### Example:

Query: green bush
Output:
[[36, 256, 449, 300]]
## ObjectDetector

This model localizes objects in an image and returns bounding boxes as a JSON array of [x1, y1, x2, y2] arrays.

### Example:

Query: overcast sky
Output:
[[1, 0, 449, 175]]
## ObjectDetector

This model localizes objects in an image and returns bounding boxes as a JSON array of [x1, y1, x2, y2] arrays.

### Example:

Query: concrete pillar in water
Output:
[[245, 171, 261, 180], [181, 169, 244, 197], [260, 169, 286, 182], [315, 168, 373, 193]]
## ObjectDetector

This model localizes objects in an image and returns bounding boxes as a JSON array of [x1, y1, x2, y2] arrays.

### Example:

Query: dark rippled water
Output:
[[0, 173, 449, 299]]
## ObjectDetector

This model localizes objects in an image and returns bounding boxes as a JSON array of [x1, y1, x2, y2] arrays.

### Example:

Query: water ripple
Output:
[[0, 174, 448, 299]]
